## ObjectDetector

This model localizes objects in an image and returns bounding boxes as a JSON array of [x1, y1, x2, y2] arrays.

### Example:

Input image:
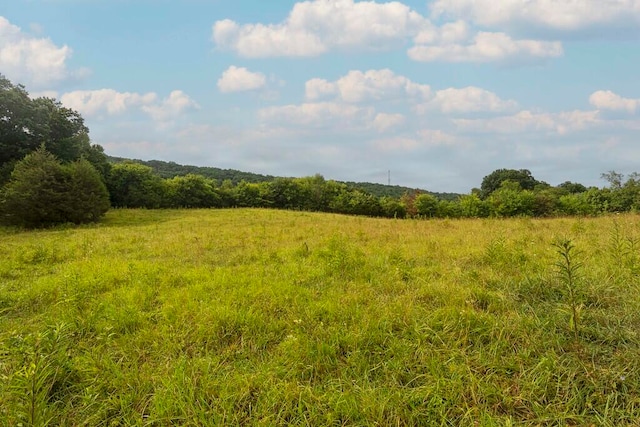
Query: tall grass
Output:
[[1, 209, 640, 425]]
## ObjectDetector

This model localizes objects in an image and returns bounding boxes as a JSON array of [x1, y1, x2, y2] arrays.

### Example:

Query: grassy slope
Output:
[[1, 210, 640, 425]]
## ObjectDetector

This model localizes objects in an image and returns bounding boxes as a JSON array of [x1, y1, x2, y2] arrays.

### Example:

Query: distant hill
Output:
[[107, 156, 460, 200], [344, 181, 459, 201], [108, 156, 275, 184]]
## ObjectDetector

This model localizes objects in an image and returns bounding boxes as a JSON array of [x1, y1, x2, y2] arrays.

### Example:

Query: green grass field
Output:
[[1, 209, 640, 426]]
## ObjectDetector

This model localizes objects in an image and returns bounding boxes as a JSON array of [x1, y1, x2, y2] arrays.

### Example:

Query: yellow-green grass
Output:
[[1, 209, 640, 425]]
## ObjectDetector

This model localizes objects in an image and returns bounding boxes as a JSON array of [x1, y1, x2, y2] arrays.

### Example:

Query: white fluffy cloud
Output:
[[0, 16, 86, 88], [217, 66, 267, 93], [372, 129, 463, 152], [258, 102, 374, 128], [61, 89, 198, 122], [306, 69, 431, 103], [430, 0, 640, 34], [589, 90, 639, 113], [142, 90, 199, 122], [409, 31, 563, 63], [454, 110, 600, 134], [372, 113, 405, 132], [61, 89, 157, 117], [418, 86, 518, 114], [417, 129, 464, 147], [213, 0, 427, 57], [212, 1, 566, 63], [305, 69, 515, 114], [211, 0, 570, 64]]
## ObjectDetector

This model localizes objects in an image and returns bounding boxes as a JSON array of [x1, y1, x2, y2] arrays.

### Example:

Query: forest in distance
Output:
[[106, 155, 460, 200], [2, 73, 640, 228]]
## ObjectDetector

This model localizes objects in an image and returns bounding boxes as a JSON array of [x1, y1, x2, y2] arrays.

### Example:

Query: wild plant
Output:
[[553, 238, 583, 341], [609, 220, 640, 275], [8, 323, 74, 426]]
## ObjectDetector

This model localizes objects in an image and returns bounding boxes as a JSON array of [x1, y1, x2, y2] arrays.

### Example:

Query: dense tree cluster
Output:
[[3, 74, 640, 228], [0, 75, 110, 227]]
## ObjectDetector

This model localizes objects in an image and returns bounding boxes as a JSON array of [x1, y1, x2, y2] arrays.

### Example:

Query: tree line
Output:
[[2, 74, 640, 228], [108, 156, 459, 200]]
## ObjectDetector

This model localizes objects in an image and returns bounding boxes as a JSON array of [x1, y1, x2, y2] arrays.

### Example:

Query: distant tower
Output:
[[388, 170, 391, 186]]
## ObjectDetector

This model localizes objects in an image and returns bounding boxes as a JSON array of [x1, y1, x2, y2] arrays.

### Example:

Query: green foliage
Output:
[[480, 168, 542, 199], [166, 174, 222, 208], [0, 75, 109, 184], [233, 180, 270, 208], [557, 181, 588, 194], [106, 163, 166, 208], [553, 239, 584, 340], [487, 181, 536, 217], [64, 159, 111, 223], [108, 156, 276, 184], [379, 196, 406, 218], [345, 180, 459, 200], [267, 177, 307, 210], [100, 158, 640, 221], [558, 193, 594, 216], [108, 156, 457, 202], [414, 193, 439, 217], [0, 148, 109, 227], [458, 194, 489, 218]]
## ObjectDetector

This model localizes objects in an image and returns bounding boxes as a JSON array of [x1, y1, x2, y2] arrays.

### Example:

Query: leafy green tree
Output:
[[487, 181, 536, 217], [0, 75, 109, 183], [107, 163, 166, 208], [380, 197, 406, 218], [0, 148, 109, 227], [414, 193, 439, 218], [166, 174, 222, 208], [557, 193, 594, 216], [557, 181, 587, 194], [64, 159, 111, 223], [437, 200, 462, 218], [1, 148, 67, 226], [267, 178, 306, 210], [399, 192, 419, 217], [297, 174, 340, 212], [233, 181, 270, 208], [533, 188, 561, 217], [330, 189, 382, 217], [458, 194, 489, 218], [601, 171, 624, 190], [480, 168, 542, 199], [601, 172, 640, 212], [0, 76, 40, 182]]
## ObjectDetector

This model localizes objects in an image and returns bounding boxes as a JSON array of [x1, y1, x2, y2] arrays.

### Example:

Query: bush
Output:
[[106, 163, 166, 208], [0, 148, 110, 227]]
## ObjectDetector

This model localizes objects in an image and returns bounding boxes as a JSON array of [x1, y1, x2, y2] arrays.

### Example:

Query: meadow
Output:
[[1, 209, 640, 426]]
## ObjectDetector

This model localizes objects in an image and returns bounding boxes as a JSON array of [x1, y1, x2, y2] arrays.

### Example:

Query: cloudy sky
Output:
[[2, 0, 640, 192]]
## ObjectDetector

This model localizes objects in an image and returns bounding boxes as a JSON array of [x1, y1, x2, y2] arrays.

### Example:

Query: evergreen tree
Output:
[[0, 148, 109, 227]]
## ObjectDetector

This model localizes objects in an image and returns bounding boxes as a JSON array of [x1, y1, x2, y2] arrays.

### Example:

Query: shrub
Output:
[[0, 148, 109, 227]]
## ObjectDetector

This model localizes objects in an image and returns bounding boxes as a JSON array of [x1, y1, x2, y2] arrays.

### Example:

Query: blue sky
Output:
[[2, 0, 640, 192]]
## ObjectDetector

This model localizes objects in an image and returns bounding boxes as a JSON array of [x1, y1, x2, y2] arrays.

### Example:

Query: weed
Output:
[[553, 238, 584, 341]]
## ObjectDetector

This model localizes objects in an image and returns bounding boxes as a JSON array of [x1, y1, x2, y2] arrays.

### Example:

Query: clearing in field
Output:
[[1, 209, 640, 425]]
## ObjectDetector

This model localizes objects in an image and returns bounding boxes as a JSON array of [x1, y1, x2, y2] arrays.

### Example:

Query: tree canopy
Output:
[[479, 169, 543, 199], [0, 74, 109, 184]]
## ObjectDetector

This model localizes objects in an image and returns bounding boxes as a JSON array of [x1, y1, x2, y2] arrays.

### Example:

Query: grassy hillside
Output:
[[1, 210, 640, 425]]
